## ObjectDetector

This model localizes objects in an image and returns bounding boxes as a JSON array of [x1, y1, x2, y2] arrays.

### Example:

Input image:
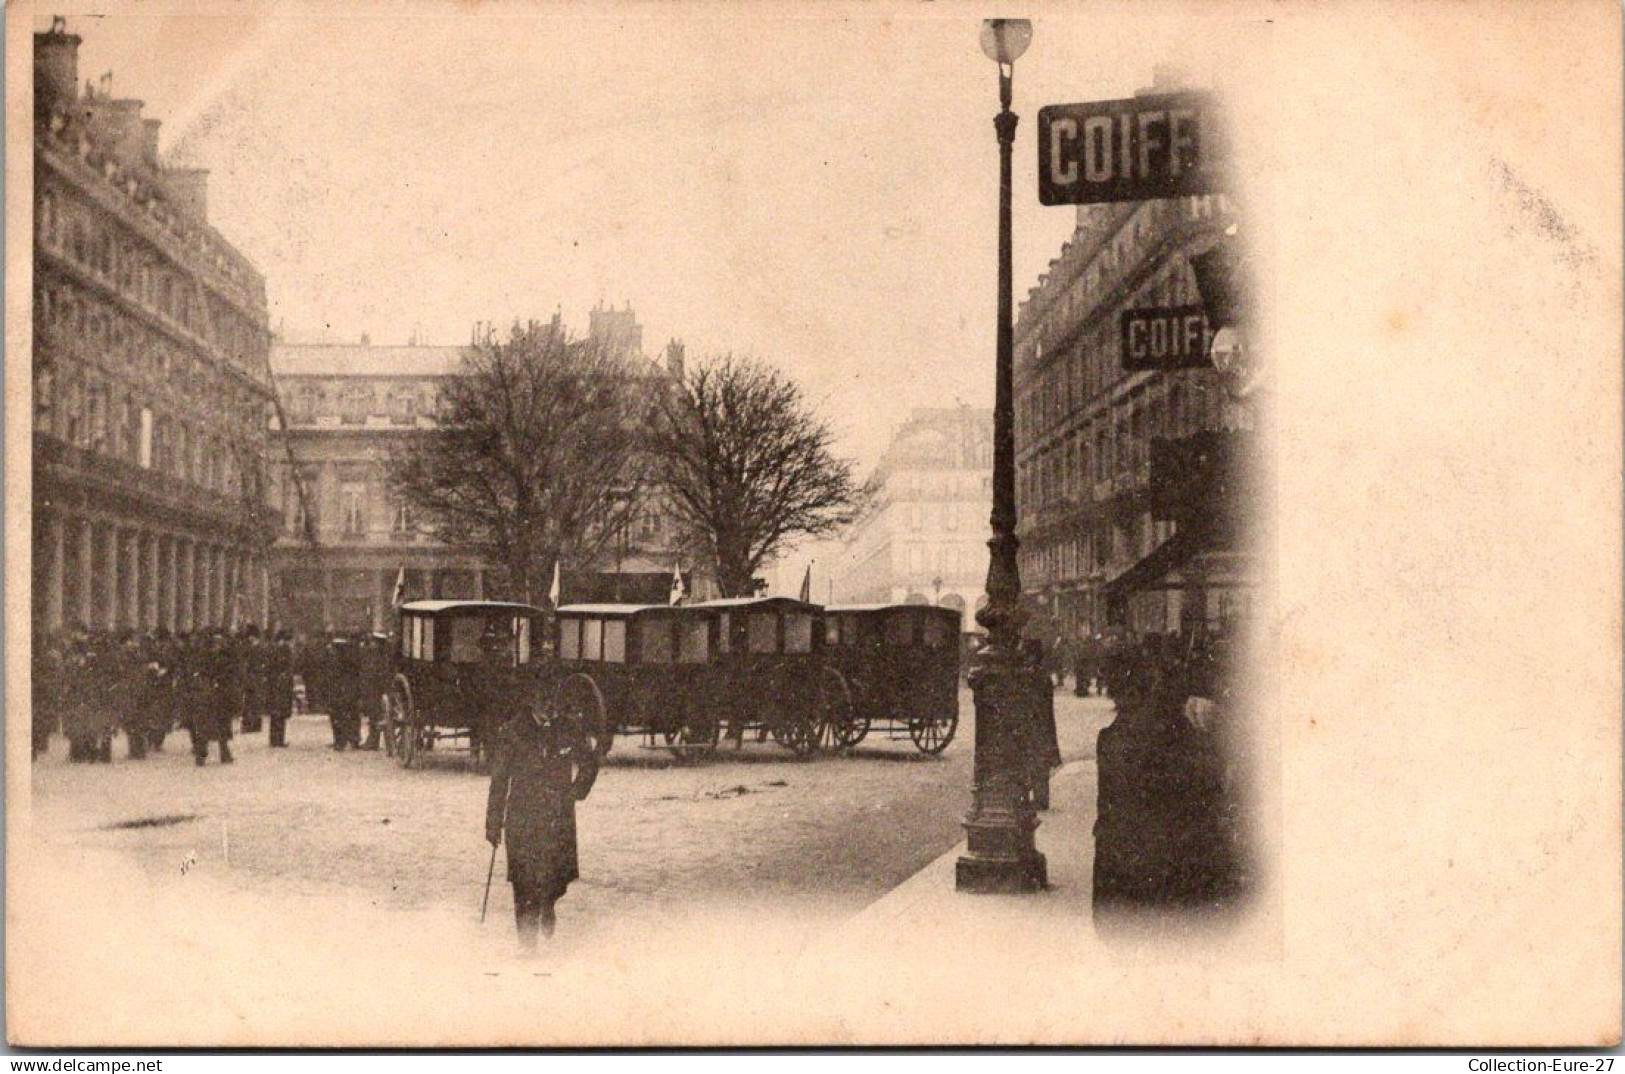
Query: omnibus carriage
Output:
[[822, 604, 961, 754], [696, 597, 858, 755], [384, 600, 549, 769], [547, 603, 724, 756]]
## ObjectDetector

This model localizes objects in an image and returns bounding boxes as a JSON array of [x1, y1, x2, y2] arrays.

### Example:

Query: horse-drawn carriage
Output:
[[383, 600, 549, 769], [382, 595, 957, 770], [821, 604, 961, 754], [545, 598, 858, 757]]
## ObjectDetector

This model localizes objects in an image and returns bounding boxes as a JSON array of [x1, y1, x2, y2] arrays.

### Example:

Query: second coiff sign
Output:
[[1038, 91, 1219, 206]]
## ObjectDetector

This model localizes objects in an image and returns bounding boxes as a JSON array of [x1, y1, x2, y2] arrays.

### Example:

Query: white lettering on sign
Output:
[[1038, 93, 1217, 206], [1049, 116, 1079, 185], [1122, 306, 1210, 370]]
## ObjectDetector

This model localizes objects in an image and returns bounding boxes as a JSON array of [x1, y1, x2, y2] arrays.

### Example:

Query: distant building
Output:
[[32, 18, 278, 635], [1012, 79, 1253, 640], [268, 312, 707, 633], [267, 342, 482, 633], [833, 407, 993, 631]]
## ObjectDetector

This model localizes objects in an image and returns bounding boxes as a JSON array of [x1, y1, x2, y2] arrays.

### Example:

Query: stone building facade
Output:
[[832, 407, 993, 632], [269, 315, 703, 634], [31, 19, 278, 636], [1012, 182, 1252, 640]]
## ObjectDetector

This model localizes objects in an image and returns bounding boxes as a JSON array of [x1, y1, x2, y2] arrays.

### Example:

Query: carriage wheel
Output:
[[908, 710, 958, 755], [550, 674, 610, 757], [814, 668, 865, 751], [663, 714, 720, 757], [391, 679, 417, 768], [775, 708, 819, 757]]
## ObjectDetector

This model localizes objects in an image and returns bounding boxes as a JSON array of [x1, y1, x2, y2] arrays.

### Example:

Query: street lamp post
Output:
[[957, 17, 1047, 894]]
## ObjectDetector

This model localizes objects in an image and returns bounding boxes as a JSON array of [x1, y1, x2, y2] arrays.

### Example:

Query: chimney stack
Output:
[[665, 339, 686, 381], [163, 167, 209, 221], [34, 17, 82, 108]]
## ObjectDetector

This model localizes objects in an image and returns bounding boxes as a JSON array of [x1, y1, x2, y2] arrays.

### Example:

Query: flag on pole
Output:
[[669, 561, 686, 606], [798, 562, 812, 603], [392, 566, 407, 609], [548, 560, 562, 607]]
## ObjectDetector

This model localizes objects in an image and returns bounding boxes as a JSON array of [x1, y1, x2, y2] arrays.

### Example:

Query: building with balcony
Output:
[[1013, 166, 1252, 640], [32, 18, 278, 636], [1008, 73, 1261, 642], [832, 407, 993, 632]]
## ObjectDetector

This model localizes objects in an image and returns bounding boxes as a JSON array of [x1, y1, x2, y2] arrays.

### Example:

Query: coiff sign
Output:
[[1120, 305, 1211, 372], [1038, 92, 1218, 206]]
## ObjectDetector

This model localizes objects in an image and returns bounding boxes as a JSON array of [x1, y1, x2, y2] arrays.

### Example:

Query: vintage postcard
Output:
[[6, 0, 1620, 1048]]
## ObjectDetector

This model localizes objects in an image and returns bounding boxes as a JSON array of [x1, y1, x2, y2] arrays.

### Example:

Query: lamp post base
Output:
[[955, 648, 1048, 894]]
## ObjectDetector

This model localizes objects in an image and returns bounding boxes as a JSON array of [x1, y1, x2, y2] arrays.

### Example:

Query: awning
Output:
[[1103, 527, 1203, 603]]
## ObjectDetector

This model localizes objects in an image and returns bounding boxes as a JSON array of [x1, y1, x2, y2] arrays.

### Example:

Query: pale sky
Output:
[[45, 1, 1264, 465]]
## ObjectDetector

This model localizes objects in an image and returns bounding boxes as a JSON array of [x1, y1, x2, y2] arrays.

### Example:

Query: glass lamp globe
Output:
[[980, 19, 1032, 65]]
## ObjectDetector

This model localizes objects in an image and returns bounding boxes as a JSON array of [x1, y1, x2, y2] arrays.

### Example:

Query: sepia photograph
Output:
[[5, 0, 1619, 1051]]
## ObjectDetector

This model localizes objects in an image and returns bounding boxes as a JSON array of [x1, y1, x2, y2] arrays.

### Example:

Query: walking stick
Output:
[[480, 776, 512, 924]]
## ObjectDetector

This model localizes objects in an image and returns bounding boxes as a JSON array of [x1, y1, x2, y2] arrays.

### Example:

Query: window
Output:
[[293, 385, 318, 423], [784, 614, 812, 654], [341, 483, 366, 536], [641, 619, 674, 664], [583, 618, 603, 661], [340, 387, 371, 425], [747, 613, 777, 654], [717, 614, 731, 654], [449, 617, 484, 664], [138, 407, 153, 468], [559, 618, 581, 660], [678, 620, 709, 663], [391, 391, 418, 425], [923, 614, 950, 649], [515, 617, 531, 664], [420, 618, 435, 661], [602, 619, 627, 663], [392, 499, 413, 535]]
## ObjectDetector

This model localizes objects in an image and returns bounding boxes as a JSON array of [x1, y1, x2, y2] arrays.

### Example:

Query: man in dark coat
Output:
[[266, 632, 294, 748], [239, 628, 266, 735], [192, 633, 235, 765], [485, 704, 599, 951]]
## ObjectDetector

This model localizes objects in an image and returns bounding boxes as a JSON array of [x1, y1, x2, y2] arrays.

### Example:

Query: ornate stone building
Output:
[[269, 313, 704, 633], [1013, 176, 1252, 640], [32, 19, 278, 635], [832, 407, 993, 632]]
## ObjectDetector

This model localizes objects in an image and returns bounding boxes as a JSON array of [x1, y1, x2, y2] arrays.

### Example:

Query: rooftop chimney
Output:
[[34, 17, 81, 108], [163, 167, 209, 221]]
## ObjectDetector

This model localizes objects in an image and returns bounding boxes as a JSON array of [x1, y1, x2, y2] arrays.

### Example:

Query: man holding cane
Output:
[[484, 701, 598, 952]]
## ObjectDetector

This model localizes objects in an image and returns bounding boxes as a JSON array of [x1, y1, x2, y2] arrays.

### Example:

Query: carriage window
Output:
[[449, 617, 485, 664], [641, 619, 674, 664], [515, 617, 531, 664], [602, 619, 626, 663], [784, 614, 813, 654], [583, 618, 604, 661], [402, 618, 415, 658], [717, 614, 731, 653], [678, 620, 709, 663], [559, 618, 580, 660], [825, 617, 841, 646], [885, 613, 915, 647], [923, 614, 950, 649], [421, 618, 435, 661], [747, 613, 778, 654]]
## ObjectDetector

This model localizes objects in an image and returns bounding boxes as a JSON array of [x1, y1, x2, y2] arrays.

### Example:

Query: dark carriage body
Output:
[[692, 596, 857, 754], [385, 599, 549, 768], [549, 603, 725, 754], [822, 604, 961, 753]]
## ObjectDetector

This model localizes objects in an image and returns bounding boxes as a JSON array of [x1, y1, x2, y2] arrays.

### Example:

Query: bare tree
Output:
[[649, 354, 871, 597], [387, 321, 651, 604]]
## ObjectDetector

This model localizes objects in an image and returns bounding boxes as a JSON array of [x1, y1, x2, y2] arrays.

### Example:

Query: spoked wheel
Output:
[[391, 679, 418, 768], [775, 708, 820, 757], [813, 668, 865, 751], [662, 713, 720, 757], [908, 709, 958, 755], [550, 674, 610, 757]]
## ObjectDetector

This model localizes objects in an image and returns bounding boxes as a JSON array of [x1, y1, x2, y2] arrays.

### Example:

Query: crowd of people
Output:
[[30, 626, 398, 765]]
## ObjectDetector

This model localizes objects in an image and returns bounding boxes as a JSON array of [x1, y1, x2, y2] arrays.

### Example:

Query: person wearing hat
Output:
[[485, 699, 599, 952], [266, 631, 294, 748]]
